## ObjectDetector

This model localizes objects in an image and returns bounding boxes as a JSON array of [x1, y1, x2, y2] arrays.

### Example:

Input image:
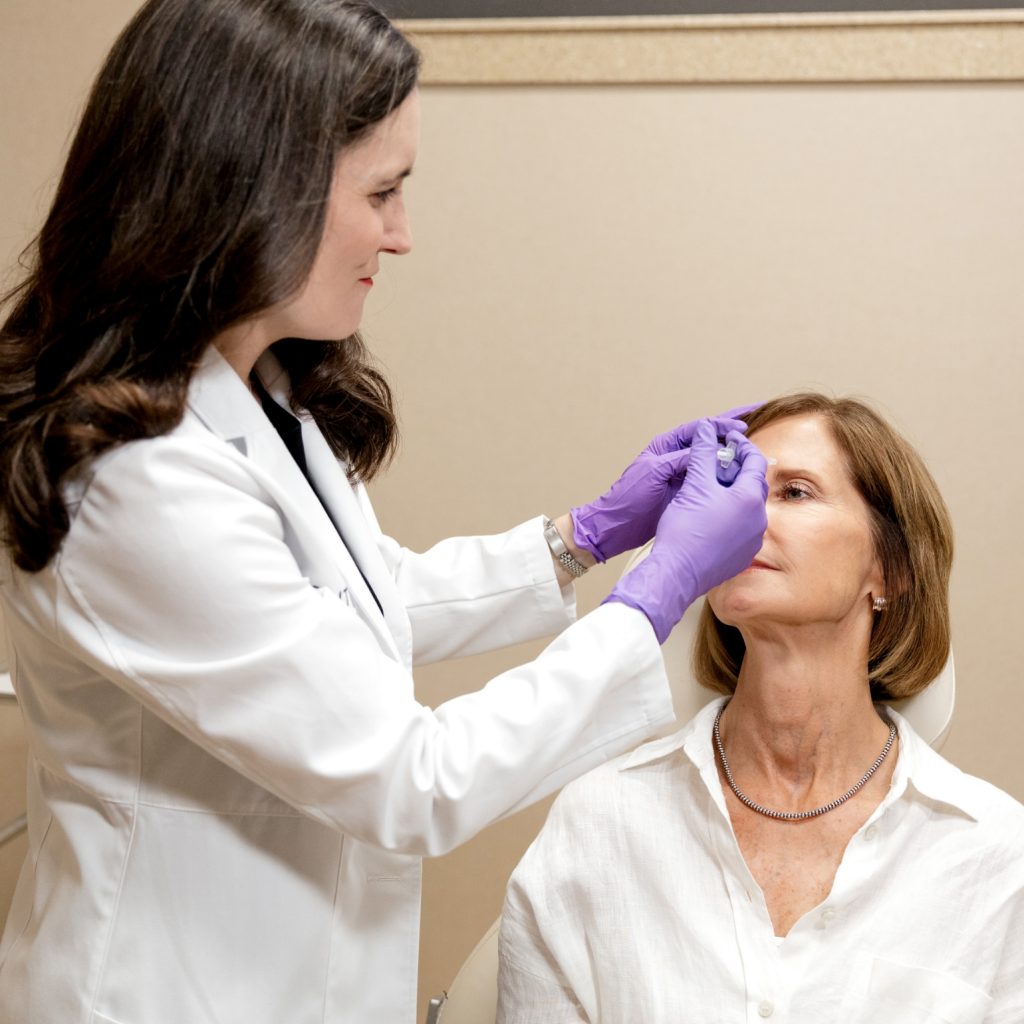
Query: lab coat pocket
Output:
[[330, 843, 421, 1021], [852, 955, 992, 1024]]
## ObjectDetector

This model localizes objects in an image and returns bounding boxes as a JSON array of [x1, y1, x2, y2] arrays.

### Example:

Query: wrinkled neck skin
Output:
[[718, 616, 894, 803]]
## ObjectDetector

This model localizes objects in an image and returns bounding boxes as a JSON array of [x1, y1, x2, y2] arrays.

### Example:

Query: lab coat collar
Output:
[[186, 345, 410, 665], [187, 343, 269, 443], [621, 695, 984, 824]]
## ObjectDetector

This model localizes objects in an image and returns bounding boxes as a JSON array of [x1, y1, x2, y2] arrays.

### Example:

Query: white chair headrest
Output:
[[623, 542, 955, 750], [0, 602, 14, 700]]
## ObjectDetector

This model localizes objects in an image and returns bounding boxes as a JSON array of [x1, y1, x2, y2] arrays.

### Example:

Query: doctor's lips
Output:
[[359, 277, 374, 287]]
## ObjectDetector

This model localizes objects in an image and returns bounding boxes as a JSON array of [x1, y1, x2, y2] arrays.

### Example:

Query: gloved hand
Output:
[[604, 421, 768, 643], [571, 405, 758, 563]]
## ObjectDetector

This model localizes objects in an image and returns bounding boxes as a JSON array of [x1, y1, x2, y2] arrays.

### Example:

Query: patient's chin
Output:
[[708, 579, 771, 624], [708, 599, 749, 628]]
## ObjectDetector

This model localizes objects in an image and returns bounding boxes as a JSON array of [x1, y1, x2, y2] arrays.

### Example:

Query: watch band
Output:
[[543, 518, 589, 578]]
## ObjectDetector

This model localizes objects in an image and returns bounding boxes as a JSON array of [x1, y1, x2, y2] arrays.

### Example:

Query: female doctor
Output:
[[0, 2, 768, 1022]]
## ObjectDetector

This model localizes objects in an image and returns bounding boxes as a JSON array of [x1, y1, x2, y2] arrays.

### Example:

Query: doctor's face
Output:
[[266, 89, 420, 342], [708, 414, 884, 634]]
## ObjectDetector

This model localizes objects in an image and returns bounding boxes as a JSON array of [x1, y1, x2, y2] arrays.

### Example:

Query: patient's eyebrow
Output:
[[767, 463, 827, 483]]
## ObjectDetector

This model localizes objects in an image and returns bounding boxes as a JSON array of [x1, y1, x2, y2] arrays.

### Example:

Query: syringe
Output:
[[716, 442, 738, 485], [716, 441, 776, 484]]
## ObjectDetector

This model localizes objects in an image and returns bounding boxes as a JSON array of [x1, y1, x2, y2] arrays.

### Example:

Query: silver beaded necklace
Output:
[[712, 703, 897, 822]]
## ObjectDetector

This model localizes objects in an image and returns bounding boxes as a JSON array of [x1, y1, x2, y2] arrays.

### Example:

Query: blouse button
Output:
[[758, 1001, 775, 1018], [864, 825, 879, 841], [821, 907, 837, 924]]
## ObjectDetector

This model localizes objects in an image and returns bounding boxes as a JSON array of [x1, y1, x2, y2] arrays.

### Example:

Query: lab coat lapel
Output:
[[297, 419, 413, 668], [187, 347, 402, 662], [251, 349, 412, 665]]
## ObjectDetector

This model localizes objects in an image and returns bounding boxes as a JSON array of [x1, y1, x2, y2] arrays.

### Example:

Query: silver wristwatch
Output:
[[542, 518, 589, 578]]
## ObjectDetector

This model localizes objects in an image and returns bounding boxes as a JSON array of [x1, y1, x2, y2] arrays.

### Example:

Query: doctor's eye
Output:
[[371, 186, 400, 206]]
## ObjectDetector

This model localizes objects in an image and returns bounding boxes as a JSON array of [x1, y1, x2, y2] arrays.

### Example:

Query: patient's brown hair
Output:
[[693, 393, 953, 701]]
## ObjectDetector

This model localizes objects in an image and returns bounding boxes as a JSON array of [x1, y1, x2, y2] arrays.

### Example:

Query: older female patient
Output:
[[498, 393, 1024, 1023]]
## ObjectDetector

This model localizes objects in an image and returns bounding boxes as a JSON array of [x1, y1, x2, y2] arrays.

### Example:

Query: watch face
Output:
[[544, 521, 564, 553]]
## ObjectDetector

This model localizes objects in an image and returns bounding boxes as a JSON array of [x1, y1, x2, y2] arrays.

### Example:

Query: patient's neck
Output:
[[718, 629, 891, 791]]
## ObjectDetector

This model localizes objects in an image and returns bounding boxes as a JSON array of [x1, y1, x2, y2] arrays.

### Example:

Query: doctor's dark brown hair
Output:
[[692, 393, 954, 701], [0, 0, 419, 573]]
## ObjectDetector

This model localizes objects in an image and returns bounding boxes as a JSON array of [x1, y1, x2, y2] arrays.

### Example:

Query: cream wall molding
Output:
[[398, 10, 1024, 84]]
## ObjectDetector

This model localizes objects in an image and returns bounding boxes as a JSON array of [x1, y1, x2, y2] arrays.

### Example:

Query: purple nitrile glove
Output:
[[603, 421, 769, 644], [570, 405, 758, 564]]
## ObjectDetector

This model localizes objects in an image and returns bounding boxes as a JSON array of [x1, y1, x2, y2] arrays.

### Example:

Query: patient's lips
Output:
[[744, 558, 778, 572]]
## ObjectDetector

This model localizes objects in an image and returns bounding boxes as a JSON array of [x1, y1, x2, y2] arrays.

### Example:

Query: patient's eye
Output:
[[780, 481, 812, 501]]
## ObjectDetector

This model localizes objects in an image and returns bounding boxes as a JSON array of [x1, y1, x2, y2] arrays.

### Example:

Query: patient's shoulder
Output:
[[510, 750, 674, 906], [551, 751, 635, 819], [953, 772, 1024, 888], [909, 732, 1024, 862], [951, 768, 1024, 844]]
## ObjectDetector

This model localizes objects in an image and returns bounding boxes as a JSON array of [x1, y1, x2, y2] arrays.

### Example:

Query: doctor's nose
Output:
[[382, 199, 412, 256]]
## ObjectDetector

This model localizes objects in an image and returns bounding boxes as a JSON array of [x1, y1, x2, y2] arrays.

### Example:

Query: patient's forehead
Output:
[[750, 413, 837, 463], [749, 413, 860, 489]]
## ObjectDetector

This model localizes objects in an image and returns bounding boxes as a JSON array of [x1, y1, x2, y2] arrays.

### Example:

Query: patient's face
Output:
[[708, 413, 883, 632]]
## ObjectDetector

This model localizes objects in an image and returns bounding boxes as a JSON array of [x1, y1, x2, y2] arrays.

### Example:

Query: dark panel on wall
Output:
[[388, 1, 1024, 16]]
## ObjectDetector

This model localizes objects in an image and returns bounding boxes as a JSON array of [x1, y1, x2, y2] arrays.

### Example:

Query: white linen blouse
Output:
[[498, 698, 1024, 1024]]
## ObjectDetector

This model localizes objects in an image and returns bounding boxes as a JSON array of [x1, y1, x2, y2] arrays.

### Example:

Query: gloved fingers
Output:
[[643, 421, 699, 456], [647, 418, 741, 456], [725, 430, 768, 474], [725, 430, 770, 499], [677, 419, 722, 486], [708, 416, 750, 442], [643, 405, 758, 457], [647, 446, 691, 483], [709, 403, 762, 438]]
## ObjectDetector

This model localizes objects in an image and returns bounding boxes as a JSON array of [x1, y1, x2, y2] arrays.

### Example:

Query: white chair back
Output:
[[0, 601, 13, 701], [428, 919, 500, 1024]]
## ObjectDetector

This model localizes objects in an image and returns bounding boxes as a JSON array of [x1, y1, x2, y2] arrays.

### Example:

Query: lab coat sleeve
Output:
[[51, 438, 674, 856], [355, 484, 574, 665]]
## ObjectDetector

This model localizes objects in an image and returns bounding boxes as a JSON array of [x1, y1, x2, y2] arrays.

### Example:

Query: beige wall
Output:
[[2, 4, 1023, 1022], [0, 694, 28, 929]]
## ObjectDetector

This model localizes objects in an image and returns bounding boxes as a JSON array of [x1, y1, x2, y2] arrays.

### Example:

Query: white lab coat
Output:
[[0, 346, 673, 1024]]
